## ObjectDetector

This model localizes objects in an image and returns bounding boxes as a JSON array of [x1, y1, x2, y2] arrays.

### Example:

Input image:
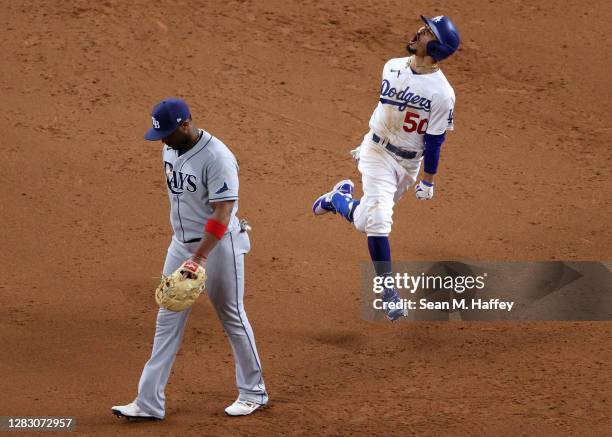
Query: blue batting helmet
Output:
[[421, 15, 461, 61]]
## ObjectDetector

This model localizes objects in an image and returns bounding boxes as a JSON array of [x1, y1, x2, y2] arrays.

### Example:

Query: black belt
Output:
[[372, 133, 419, 159]]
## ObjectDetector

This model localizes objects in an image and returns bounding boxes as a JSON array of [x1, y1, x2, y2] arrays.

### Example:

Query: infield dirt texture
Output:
[[1, 0, 610, 435]]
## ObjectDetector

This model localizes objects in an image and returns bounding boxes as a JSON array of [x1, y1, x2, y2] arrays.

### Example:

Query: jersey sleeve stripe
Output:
[[209, 195, 238, 202]]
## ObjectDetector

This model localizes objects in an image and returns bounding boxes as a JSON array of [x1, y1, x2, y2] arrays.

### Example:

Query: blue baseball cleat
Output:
[[381, 287, 408, 321], [312, 179, 354, 215]]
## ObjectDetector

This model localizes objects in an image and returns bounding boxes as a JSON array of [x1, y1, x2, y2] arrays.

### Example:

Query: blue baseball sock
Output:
[[330, 193, 360, 223], [368, 236, 392, 277]]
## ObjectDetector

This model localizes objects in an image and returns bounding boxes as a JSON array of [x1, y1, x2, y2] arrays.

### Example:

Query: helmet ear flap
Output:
[[426, 40, 452, 62]]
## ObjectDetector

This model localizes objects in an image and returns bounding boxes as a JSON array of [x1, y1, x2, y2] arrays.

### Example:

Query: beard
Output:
[[406, 32, 419, 54], [166, 135, 191, 150]]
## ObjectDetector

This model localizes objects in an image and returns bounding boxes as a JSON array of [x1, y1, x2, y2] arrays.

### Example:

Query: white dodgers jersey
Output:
[[369, 56, 455, 152]]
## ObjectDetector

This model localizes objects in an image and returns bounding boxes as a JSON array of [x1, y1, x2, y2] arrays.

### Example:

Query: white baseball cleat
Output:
[[224, 398, 265, 416], [111, 401, 161, 421]]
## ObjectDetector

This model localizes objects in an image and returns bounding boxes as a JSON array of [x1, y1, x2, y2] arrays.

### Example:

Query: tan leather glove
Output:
[[155, 260, 206, 312]]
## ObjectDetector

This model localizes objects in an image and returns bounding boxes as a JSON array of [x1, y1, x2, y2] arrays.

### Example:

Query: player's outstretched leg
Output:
[[312, 177, 406, 321], [312, 179, 360, 222]]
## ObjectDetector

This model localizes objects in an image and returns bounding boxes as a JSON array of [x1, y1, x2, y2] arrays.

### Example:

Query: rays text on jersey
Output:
[[164, 161, 197, 195]]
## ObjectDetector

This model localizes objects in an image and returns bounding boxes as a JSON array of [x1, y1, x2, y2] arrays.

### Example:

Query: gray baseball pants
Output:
[[134, 230, 268, 418]]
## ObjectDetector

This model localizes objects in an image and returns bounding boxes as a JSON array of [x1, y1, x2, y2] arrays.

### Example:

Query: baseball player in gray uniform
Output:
[[112, 98, 268, 419]]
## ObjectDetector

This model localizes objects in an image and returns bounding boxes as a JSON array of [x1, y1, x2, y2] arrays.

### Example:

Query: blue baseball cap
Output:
[[144, 98, 191, 141]]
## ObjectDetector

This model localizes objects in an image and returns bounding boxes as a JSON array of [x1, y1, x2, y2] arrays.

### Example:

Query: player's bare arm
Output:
[[192, 200, 235, 264], [422, 171, 435, 184]]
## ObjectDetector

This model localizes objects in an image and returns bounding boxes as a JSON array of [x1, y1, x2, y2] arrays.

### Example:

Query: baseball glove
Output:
[[155, 260, 207, 312]]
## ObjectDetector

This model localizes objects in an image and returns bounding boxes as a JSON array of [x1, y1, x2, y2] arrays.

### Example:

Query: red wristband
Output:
[[205, 219, 228, 240]]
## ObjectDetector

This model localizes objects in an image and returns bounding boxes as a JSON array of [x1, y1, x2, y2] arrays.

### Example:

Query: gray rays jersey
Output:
[[162, 129, 240, 243]]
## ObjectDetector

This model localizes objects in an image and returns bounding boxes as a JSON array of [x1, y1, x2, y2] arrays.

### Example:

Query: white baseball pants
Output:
[[353, 131, 422, 236]]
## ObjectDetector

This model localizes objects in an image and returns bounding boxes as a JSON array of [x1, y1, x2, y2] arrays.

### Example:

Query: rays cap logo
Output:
[[144, 98, 191, 141]]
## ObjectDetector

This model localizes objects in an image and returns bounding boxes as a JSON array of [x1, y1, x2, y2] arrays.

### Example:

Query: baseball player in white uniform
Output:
[[112, 98, 268, 419], [313, 15, 461, 320]]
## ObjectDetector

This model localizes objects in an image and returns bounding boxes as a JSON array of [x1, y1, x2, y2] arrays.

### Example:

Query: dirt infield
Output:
[[1, 0, 610, 435]]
